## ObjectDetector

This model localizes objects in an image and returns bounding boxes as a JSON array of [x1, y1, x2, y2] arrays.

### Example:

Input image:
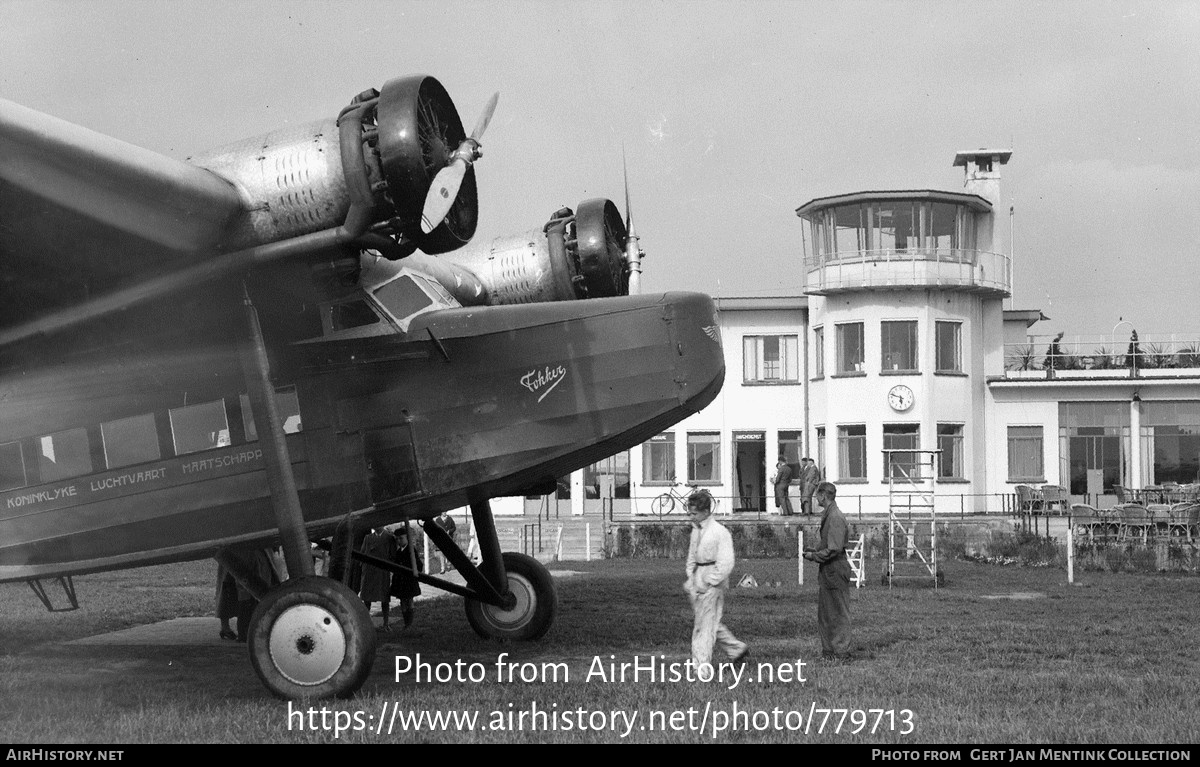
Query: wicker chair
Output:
[[1015, 484, 1043, 514], [1117, 504, 1153, 544], [1041, 485, 1068, 515]]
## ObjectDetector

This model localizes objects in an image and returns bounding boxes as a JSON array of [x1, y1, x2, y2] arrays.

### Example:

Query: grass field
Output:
[[0, 555, 1197, 744]]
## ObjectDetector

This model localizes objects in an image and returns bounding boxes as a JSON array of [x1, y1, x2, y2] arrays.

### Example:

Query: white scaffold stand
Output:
[[882, 448, 945, 588]]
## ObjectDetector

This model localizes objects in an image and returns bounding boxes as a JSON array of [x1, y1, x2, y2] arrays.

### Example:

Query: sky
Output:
[[2, 0, 1197, 343]]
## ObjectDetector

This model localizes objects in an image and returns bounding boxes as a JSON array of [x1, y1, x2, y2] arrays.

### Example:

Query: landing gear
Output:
[[248, 576, 376, 700], [464, 552, 557, 641]]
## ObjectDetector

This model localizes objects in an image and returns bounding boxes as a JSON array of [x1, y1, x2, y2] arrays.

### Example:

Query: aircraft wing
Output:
[[0, 97, 246, 326], [0, 76, 480, 341]]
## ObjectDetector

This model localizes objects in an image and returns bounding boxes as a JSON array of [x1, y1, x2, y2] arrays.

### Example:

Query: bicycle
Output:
[[650, 479, 713, 518]]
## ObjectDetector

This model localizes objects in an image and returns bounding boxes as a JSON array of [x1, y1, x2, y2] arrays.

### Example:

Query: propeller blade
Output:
[[622, 147, 634, 233], [471, 92, 499, 142], [420, 93, 499, 234], [421, 160, 467, 234]]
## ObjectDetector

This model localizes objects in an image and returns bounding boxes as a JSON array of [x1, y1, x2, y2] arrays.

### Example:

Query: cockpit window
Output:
[[372, 275, 435, 324], [330, 299, 382, 331]]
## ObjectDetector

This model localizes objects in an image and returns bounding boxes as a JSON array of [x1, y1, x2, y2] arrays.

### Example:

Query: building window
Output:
[[881, 320, 918, 372], [836, 323, 865, 374], [0, 441, 27, 491], [937, 424, 964, 480], [687, 432, 721, 483], [778, 430, 802, 482], [102, 413, 161, 469], [1138, 402, 1200, 486], [816, 427, 826, 477], [38, 428, 92, 482], [584, 452, 630, 499], [936, 321, 962, 373], [837, 425, 867, 480], [883, 424, 921, 479], [813, 327, 824, 378], [1058, 403, 1129, 494], [743, 335, 799, 383], [170, 399, 230, 456], [1007, 426, 1044, 482], [240, 387, 303, 441], [643, 433, 675, 483]]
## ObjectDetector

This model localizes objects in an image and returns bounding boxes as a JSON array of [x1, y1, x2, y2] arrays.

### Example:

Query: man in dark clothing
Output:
[[802, 481, 854, 659], [799, 457, 821, 515], [771, 458, 794, 516]]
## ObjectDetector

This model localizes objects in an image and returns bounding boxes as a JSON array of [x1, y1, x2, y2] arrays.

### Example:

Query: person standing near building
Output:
[[800, 457, 821, 516], [684, 489, 749, 679], [771, 457, 795, 516], [802, 481, 854, 659]]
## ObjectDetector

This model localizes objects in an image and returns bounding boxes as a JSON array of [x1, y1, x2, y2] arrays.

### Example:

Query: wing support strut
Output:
[[237, 283, 314, 580]]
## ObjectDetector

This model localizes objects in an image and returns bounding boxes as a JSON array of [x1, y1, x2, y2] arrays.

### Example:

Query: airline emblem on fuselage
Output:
[[521, 365, 567, 403]]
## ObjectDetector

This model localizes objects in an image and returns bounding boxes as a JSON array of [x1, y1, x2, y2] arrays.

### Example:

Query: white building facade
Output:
[[535, 149, 1200, 518]]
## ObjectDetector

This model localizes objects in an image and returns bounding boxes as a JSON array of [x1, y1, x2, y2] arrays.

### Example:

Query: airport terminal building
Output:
[[542, 149, 1200, 517]]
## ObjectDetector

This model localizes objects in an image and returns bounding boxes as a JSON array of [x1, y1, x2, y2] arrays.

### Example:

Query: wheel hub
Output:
[[483, 573, 534, 628], [269, 604, 347, 686]]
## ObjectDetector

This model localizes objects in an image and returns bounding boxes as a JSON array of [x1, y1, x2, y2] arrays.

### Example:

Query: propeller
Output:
[[421, 92, 499, 234], [622, 148, 643, 294]]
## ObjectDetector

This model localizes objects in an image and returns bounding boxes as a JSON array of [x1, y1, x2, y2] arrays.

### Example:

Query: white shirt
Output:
[[686, 515, 735, 590]]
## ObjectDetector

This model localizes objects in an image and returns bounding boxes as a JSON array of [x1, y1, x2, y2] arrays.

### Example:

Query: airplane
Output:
[[0, 75, 724, 700]]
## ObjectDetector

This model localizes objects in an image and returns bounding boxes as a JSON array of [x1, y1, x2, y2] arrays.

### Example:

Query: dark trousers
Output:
[[817, 562, 853, 656], [775, 486, 794, 515]]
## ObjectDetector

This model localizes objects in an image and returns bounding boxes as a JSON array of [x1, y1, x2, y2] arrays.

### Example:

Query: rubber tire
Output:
[[650, 494, 676, 518], [465, 552, 557, 641], [248, 576, 377, 700]]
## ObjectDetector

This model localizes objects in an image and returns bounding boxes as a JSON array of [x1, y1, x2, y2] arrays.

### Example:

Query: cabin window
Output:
[[0, 441, 26, 491], [331, 299, 382, 331], [38, 428, 93, 482], [101, 413, 161, 469], [373, 275, 435, 325], [170, 399, 231, 455], [240, 388, 303, 441]]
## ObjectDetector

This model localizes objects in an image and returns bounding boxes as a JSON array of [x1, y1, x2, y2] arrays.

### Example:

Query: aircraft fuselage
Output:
[[0, 291, 723, 583]]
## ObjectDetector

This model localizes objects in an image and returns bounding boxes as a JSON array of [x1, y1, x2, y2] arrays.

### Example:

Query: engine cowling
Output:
[[189, 75, 476, 256], [439, 198, 629, 305]]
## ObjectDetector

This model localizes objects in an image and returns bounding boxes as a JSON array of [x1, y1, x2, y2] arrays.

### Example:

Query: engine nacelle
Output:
[[440, 198, 629, 304], [189, 75, 476, 256]]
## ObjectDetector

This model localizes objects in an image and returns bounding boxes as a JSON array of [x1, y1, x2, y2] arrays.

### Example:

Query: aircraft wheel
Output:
[[248, 576, 376, 700], [465, 552, 557, 641]]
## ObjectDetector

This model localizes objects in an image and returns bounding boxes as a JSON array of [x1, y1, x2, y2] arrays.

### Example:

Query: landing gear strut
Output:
[[464, 551, 557, 641], [421, 500, 558, 641]]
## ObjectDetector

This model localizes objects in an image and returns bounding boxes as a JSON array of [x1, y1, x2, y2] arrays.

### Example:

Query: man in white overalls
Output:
[[684, 490, 749, 680]]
